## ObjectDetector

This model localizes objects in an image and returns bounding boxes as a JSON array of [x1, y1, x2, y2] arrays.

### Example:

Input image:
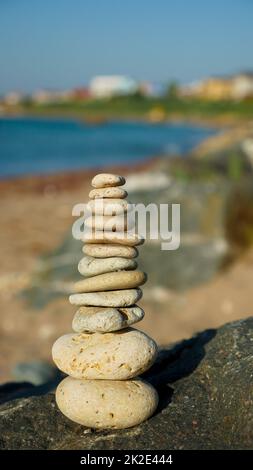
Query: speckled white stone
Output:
[[87, 199, 131, 215], [74, 270, 147, 293], [52, 328, 158, 380], [69, 288, 142, 307], [82, 230, 144, 246], [72, 305, 144, 333], [56, 377, 158, 429], [83, 244, 138, 259], [89, 187, 128, 199], [91, 174, 125, 188], [78, 256, 137, 277], [84, 214, 135, 232]]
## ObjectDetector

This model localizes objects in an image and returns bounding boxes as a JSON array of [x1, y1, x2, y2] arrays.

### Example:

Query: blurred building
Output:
[[233, 73, 253, 100], [71, 87, 91, 101], [139, 81, 166, 97], [180, 72, 253, 101], [3, 91, 24, 105], [32, 89, 72, 104], [89, 75, 138, 98]]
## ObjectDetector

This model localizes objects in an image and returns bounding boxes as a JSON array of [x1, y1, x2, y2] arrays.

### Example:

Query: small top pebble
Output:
[[91, 173, 125, 189]]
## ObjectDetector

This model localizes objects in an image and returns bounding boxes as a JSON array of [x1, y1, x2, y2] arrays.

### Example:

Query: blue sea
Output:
[[0, 117, 216, 178]]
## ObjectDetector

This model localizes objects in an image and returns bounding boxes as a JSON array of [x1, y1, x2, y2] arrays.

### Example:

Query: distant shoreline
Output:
[[0, 106, 243, 129]]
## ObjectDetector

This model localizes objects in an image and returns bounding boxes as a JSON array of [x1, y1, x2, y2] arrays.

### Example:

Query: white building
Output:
[[232, 73, 253, 100], [89, 75, 138, 98], [3, 92, 24, 105]]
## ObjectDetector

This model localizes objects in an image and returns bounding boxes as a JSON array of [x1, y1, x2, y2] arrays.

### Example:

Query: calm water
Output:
[[0, 117, 216, 178]]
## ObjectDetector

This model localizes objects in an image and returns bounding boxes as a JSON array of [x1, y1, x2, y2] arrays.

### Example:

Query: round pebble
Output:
[[56, 377, 158, 429], [74, 270, 147, 293], [84, 214, 135, 232], [78, 256, 137, 277], [91, 174, 125, 188], [82, 231, 144, 246], [72, 305, 145, 333], [87, 199, 131, 215], [52, 328, 158, 380], [89, 187, 128, 199], [69, 288, 142, 307], [83, 244, 138, 259]]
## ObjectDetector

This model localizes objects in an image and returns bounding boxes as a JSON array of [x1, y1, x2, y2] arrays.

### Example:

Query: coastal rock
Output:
[[74, 270, 147, 293], [56, 377, 158, 429], [78, 256, 137, 277], [82, 230, 144, 246], [72, 305, 145, 333], [52, 328, 157, 380], [89, 187, 128, 199], [69, 288, 142, 307], [87, 198, 131, 215], [83, 243, 138, 259], [91, 173, 125, 188], [1, 318, 252, 449], [84, 214, 135, 231], [125, 171, 171, 193]]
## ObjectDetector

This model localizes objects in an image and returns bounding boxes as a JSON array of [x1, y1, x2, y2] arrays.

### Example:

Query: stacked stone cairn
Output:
[[52, 173, 158, 429]]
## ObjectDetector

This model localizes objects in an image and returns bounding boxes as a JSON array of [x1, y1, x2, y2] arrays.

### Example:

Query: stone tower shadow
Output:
[[142, 329, 217, 414]]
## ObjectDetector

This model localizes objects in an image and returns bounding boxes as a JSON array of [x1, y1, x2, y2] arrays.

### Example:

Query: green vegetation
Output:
[[166, 81, 180, 99], [226, 180, 253, 250], [228, 153, 244, 181], [19, 94, 253, 123]]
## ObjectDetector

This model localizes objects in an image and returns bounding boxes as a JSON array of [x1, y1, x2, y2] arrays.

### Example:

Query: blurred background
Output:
[[0, 0, 253, 389]]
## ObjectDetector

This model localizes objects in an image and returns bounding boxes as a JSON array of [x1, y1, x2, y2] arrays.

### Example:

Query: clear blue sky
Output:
[[0, 0, 252, 93]]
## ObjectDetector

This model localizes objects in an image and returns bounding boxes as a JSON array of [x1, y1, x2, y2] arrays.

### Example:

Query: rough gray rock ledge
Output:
[[0, 317, 252, 450]]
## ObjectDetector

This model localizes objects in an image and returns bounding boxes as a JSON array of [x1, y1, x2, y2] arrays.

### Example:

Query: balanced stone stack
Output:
[[52, 173, 158, 429]]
